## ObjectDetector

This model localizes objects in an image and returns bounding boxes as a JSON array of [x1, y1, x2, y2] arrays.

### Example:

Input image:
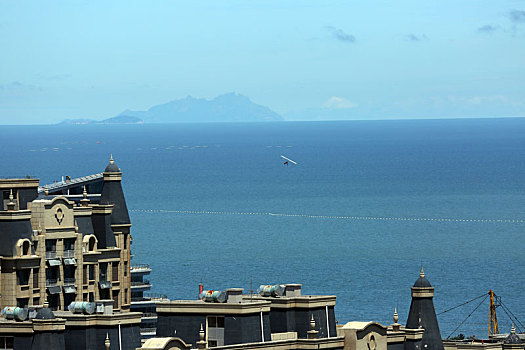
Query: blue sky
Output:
[[1, 1, 524, 124]]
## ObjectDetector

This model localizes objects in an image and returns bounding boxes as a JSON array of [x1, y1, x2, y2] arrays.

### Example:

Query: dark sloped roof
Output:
[[504, 327, 522, 344], [105, 162, 120, 173], [104, 155, 120, 173], [413, 266, 432, 287], [35, 307, 56, 320], [413, 276, 432, 287]]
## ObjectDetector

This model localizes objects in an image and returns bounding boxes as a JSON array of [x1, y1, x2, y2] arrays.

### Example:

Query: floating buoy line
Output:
[[129, 209, 525, 224]]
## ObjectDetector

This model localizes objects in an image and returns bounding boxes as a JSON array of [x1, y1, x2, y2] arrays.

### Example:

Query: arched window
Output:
[[22, 240, 30, 256], [89, 236, 96, 251]]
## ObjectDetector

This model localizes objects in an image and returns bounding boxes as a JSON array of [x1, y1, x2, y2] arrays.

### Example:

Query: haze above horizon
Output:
[[1, 1, 524, 124]]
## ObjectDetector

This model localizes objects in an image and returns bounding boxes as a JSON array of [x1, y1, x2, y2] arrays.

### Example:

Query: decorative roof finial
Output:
[[511, 323, 516, 334], [7, 189, 15, 211], [105, 333, 110, 350], [200, 323, 205, 341], [307, 314, 319, 339], [420, 265, 425, 278], [44, 185, 49, 196], [196, 323, 207, 349], [81, 186, 90, 207], [394, 306, 399, 323], [110, 154, 114, 165]]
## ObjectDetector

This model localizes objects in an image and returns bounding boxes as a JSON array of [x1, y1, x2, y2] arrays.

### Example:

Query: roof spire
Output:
[[44, 185, 49, 196], [420, 265, 425, 278], [83, 186, 87, 199], [511, 323, 515, 334], [110, 154, 114, 164]]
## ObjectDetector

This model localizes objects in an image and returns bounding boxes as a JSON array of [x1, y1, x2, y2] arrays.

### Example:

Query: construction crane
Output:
[[489, 289, 500, 336], [438, 290, 524, 339]]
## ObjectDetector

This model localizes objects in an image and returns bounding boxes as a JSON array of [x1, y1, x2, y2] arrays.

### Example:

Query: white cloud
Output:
[[324, 96, 357, 109]]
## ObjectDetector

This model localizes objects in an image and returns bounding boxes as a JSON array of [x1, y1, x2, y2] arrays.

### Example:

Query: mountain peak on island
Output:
[[117, 93, 283, 123]]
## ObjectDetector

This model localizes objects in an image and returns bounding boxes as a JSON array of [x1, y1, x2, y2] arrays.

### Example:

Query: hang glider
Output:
[[281, 155, 297, 165]]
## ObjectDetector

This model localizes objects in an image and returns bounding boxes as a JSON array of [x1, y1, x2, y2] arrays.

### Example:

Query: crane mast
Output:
[[489, 289, 499, 336]]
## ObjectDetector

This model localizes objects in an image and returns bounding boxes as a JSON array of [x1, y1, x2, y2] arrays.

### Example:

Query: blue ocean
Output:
[[2, 118, 524, 338]]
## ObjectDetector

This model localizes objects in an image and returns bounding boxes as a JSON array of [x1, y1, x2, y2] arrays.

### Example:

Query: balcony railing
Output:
[[139, 328, 156, 335], [131, 264, 150, 270], [46, 279, 58, 287], [45, 251, 57, 259], [63, 278, 75, 286], [63, 250, 75, 258], [131, 279, 150, 286]]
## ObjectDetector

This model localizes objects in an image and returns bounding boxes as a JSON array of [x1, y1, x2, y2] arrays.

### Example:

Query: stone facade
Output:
[[0, 157, 132, 313]]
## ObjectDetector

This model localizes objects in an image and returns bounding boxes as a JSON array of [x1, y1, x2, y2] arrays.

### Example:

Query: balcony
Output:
[[63, 250, 75, 258], [131, 293, 167, 303], [131, 280, 151, 292], [46, 278, 58, 287], [45, 251, 57, 259], [63, 278, 76, 286], [131, 264, 151, 274]]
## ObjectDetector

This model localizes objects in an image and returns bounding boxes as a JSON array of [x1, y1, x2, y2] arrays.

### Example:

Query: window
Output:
[[0, 336, 14, 349], [83, 266, 88, 284], [88, 265, 95, 280], [64, 265, 75, 284], [99, 263, 108, 281], [207, 316, 225, 347], [112, 263, 119, 282], [48, 294, 60, 311], [17, 298, 29, 308], [124, 262, 128, 277], [33, 268, 39, 287], [22, 240, 31, 255], [112, 290, 120, 309], [17, 269, 30, 286], [88, 236, 96, 251], [123, 235, 127, 249], [45, 267, 60, 286], [45, 239, 57, 259], [33, 297, 40, 306], [64, 238, 75, 257], [124, 289, 128, 304], [64, 293, 76, 309]]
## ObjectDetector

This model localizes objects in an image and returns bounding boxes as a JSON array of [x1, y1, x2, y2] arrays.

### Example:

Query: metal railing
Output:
[[45, 251, 57, 259], [144, 293, 167, 300], [63, 278, 75, 285], [46, 279, 58, 287], [131, 280, 150, 287], [139, 328, 156, 334], [131, 264, 150, 271], [63, 250, 75, 258], [38, 173, 103, 193]]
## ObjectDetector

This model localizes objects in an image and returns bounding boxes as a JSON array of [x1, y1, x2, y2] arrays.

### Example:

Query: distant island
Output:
[[60, 115, 144, 125], [60, 93, 283, 124]]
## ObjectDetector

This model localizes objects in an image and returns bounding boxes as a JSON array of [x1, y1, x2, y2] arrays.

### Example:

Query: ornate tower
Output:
[[406, 267, 444, 350]]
